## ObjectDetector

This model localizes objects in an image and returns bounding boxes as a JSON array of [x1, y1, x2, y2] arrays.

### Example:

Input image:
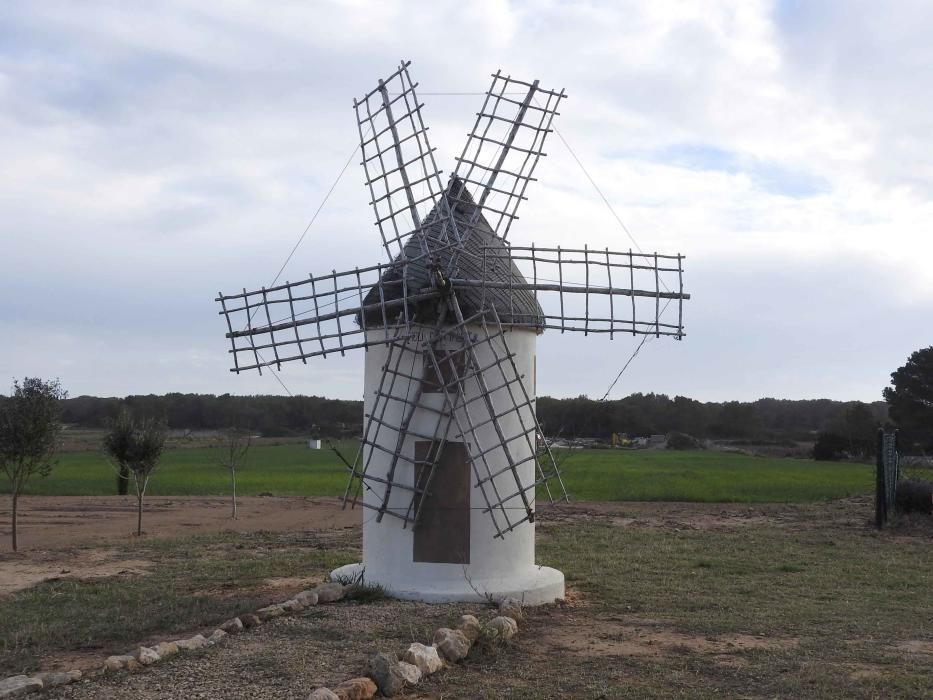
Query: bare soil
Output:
[[0, 495, 360, 552], [0, 495, 359, 594]]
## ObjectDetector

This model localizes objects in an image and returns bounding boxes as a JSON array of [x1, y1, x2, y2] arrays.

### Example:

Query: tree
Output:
[[216, 426, 251, 519], [812, 431, 849, 461], [107, 413, 133, 496], [827, 401, 878, 457], [0, 378, 67, 551], [883, 347, 933, 446], [103, 409, 166, 536]]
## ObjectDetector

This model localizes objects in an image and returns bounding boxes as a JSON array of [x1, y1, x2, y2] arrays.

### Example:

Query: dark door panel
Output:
[[413, 441, 470, 564]]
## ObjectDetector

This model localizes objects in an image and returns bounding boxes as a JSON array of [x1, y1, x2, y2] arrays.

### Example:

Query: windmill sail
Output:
[[464, 244, 689, 337], [450, 72, 565, 246], [354, 61, 455, 265], [216, 61, 690, 547], [216, 262, 441, 373]]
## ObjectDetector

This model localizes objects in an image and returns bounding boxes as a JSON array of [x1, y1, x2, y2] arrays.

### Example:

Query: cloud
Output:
[[0, 1, 930, 403]]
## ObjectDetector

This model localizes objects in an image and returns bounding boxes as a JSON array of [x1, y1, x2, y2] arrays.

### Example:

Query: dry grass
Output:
[[5, 498, 933, 699]]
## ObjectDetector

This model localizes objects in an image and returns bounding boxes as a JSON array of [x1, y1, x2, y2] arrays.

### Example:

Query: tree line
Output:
[[537, 394, 887, 443], [58, 393, 362, 437], [50, 391, 889, 444]]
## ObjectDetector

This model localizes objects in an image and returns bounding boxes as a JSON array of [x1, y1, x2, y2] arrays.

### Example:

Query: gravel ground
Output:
[[43, 597, 498, 700]]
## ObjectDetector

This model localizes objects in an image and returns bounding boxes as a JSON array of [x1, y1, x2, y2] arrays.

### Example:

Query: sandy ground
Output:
[[0, 495, 361, 593], [0, 495, 361, 552], [0, 494, 859, 555]]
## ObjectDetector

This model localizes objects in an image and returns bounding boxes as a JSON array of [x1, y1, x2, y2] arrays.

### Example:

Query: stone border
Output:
[[0, 581, 347, 698], [308, 597, 525, 700], [0, 583, 526, 700]]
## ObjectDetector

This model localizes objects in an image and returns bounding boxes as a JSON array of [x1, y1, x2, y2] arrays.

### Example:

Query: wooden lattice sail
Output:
[[216, 61, 690, 540]]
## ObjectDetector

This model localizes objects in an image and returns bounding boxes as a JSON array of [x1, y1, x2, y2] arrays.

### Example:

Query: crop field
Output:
[[7, 442, 873, 503]]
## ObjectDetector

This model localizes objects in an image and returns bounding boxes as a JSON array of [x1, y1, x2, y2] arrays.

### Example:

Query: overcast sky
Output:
[[1, 1, 931, 403]]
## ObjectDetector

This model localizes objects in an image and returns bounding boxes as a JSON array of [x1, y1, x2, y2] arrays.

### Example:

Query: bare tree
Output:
[[217, 426, 251, 519], [103, 409, 166, 536], [0, 377, 67, 551]]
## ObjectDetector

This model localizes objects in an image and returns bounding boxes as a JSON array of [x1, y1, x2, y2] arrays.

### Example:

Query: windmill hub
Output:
[[217, 61, 689, 605]]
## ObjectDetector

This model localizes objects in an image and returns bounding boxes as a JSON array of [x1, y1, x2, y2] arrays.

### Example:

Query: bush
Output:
[[812, 431, 848, 461], [666, 432, 700, 450]]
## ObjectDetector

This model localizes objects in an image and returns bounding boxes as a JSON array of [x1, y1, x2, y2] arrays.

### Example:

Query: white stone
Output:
[[0, 675, 42, 698], [396, 661, 422, 685], [486, 616, 518, 640], [32, 671, 80, 688], [103, 655, 138, 672], [313, 582, 346, 603], [207, 629, 227, 645], [401, 642, 444, 675], [331, 327, 565, 606], [219, 617, 244, 634], [175, 634, 207, 651], [432, 628, 471, 662], [154, 641, 179, 658], [498, 597, 525, 622], [256, 604, 285, 620], [307, 689, 339, 700], [295, 590, 319, 606], [136, 646, 160, 665], [457, 614, 482, 642]]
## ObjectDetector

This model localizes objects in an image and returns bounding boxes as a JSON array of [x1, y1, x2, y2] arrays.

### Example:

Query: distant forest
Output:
[[54, 392, 888, 443]]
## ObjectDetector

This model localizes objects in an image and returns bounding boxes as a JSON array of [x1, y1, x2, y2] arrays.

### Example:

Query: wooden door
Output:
[[413, 441, 470, 564]]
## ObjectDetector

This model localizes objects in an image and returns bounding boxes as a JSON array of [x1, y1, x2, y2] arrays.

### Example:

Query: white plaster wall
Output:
[[354, 324, 559, 600]]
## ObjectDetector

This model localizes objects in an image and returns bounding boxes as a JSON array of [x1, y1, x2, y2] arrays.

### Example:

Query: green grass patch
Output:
[[0, 531, 358, 676], [535, 520, 933, 697], [11, 441, 358, 497], [6, 445, 873, 502], [557, 448, 872, 502], [540, 522, 933, 641]]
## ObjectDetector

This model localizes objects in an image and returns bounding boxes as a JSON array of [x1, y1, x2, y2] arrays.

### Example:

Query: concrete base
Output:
[[330, 562, 565, 606]]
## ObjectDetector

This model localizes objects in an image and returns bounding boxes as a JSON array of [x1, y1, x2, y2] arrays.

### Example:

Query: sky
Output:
[[1, 0, 931, 403]]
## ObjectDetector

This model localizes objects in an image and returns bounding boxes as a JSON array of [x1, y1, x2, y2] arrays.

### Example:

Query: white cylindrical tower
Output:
[[332, 322, 564, 605]]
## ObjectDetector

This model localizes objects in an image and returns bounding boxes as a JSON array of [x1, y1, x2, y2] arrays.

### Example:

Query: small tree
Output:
[[217, 426, 251, 519], [103, 409, 166, 536], [107, 411, 133, 496], [883, 346, 933, 447], [0, 377, 67, 551]]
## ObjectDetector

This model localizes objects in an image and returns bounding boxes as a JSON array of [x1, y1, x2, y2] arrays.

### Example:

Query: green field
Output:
[[5, 443, 873, 502], [557, 448, 872, 501]]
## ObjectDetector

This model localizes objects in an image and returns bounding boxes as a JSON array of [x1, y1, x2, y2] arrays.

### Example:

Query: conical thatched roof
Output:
[[358, 176, 544, 330]]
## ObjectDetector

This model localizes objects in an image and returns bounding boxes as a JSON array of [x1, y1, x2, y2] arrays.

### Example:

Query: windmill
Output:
[[216, 61, 689, 604]]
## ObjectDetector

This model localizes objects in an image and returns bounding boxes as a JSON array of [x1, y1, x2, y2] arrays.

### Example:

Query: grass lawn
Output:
[[1, 503, 930, 697], [532, 514, 933, 698], [11, 441, 358, 498], [8, 444, 873, 503], [0, 530, 359, 676], [557, 448, 873, 502]]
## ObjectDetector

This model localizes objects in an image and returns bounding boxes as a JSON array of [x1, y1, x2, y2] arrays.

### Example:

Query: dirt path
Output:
[[0, 494, 875, 555], [0, 495, 361, 554]]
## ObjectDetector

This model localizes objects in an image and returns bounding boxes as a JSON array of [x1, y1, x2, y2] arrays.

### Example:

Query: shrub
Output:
[[812, 431, 848, 461], [666, 432, 700, 450]]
